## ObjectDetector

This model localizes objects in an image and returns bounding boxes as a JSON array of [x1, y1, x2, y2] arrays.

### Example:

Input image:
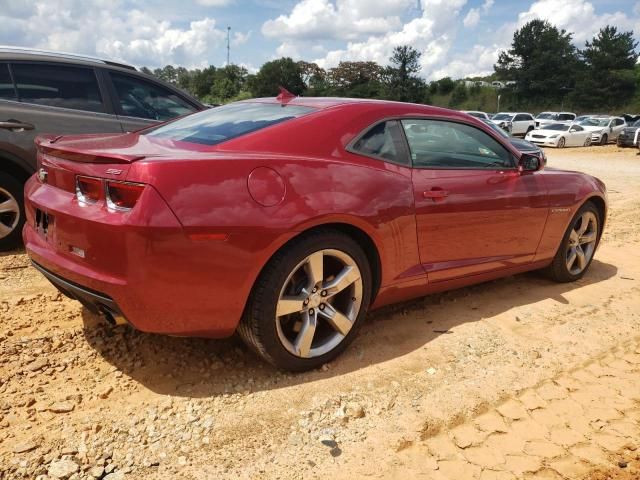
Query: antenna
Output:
[[226, 26, 231, 65]]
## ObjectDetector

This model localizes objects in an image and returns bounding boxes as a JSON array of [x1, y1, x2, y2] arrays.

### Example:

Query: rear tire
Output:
[[238, 230, 372, 371], [545, 202, 601, 283], [0, 172, 25, 251]]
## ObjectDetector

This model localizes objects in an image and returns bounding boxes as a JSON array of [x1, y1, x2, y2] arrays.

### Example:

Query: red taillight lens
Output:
[[106, 181, 145, 211], [76, 176, 103, 204]]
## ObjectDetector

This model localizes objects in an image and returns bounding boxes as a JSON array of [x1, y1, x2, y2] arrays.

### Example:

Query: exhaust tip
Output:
[[99, 307, 128, 326]]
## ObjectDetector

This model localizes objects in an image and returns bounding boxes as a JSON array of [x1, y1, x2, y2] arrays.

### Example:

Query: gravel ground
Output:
[[1, 144, 639, 480]]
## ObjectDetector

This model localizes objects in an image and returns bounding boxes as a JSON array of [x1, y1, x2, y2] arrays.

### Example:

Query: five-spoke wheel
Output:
[[547, 201, 601, 282], [238, 230, 371, 371]]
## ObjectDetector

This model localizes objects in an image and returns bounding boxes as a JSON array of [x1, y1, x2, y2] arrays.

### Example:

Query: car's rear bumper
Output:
[[22, 175, 266, 338], [32, 260, 128, 325]]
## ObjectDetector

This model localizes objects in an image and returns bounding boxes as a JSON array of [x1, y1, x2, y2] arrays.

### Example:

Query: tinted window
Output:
[[146, 102, 314, 146], [558, 113, 575, 121], [12, 63, 103, 112], [493, 113, 512, 121], [0, 64, 15, 100], [111, 73, 196, 121], [615, 118, 624, 126], [542, 124, 569, 131], [569, 125, 584, 131], [401, 119, 513, 169], [536, 113, 555, 119], [351, 120, 404, 164]]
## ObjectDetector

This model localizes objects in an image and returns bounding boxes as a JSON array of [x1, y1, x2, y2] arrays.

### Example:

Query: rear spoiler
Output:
[[35, 136, 145, 164]]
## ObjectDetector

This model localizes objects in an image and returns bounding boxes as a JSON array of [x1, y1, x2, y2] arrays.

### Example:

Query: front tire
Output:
[[0, 172, 25, 251], [600, 134, 608, 146], [545, 202, 601, 283], [557, 137, 566, 148], [238, 230, 372, 371]]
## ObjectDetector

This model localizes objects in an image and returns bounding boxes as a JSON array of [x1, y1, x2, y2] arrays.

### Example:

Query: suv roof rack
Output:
[[0, 46, 137, 71]]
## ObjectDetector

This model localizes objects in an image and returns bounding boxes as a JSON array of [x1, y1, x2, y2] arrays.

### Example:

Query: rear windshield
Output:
[[145, 102, 315, 146]]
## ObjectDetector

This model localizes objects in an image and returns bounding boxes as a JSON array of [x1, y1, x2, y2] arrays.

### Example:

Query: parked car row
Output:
[[463, 109, 636, 149], [0, 46, 207, 249]]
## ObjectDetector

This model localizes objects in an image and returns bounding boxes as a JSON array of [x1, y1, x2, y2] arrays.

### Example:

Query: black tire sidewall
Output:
[[0, 172, 25, 251], [551, 202, 601, 282], [244, 231, 372, 371]]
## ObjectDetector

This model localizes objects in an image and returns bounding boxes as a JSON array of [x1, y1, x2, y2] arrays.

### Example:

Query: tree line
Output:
[[143, 21, 639, 113]]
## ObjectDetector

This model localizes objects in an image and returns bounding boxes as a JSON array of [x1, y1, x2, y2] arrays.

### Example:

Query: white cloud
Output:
[[463, 9, 480, 28], [462, 0, 493, 29], [516, 0, 634, 43], [262, 0, 413, 41], [0, 0, 249, 69]]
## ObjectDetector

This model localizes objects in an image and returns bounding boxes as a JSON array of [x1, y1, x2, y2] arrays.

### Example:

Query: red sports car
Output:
[[23, 96, 607, 371]]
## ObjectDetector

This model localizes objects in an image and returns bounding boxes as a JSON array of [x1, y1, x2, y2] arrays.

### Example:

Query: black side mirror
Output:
[[518, 153, 542, 172]]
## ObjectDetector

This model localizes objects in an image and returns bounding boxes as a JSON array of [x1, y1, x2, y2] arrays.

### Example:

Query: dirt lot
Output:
[[1, 145, 640, 480]]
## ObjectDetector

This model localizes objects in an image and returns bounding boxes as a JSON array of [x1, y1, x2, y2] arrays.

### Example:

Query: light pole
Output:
[[226, 26, 231, 65], [497, 94, 501, 113]]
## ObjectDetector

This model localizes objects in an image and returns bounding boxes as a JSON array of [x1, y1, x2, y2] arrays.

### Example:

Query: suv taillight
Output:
[[76, 176, 103, 204], [106, 181, 145, 211]]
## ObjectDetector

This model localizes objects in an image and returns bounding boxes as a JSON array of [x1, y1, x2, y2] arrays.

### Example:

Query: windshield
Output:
[[578, 118, 610, 127], [482, 119, 510, 138], [146, 102, 316, 146], [493, 113, 512, 121], [536, 113, 556, 119], [632, 120, 640, 127], [542, 124, 569, 131]]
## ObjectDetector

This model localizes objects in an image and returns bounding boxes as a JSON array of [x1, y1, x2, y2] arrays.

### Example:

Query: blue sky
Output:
[[1, 0, 638, 80]]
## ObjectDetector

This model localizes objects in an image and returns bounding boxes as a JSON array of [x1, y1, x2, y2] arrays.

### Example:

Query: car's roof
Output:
[[0, 45, 136, 71], [243, 96, 458, 115]]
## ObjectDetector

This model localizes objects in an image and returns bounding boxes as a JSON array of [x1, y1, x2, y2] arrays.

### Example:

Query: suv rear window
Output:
[[12, 63, 104, 113], [146, 102, 315, 146]]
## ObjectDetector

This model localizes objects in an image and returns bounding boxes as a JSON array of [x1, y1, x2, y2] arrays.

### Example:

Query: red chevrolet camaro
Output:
[[23, 96, 607, 371]]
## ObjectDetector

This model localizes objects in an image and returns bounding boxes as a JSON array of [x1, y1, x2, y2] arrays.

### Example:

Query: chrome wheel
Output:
[[566, 211, 598, 275], [276, 249, 363, 359], [584, 137, 592, 147], [557, 137, 566, 148], [0, 187, 20, 240]]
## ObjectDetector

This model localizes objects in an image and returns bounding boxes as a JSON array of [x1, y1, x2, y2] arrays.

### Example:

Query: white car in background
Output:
[[462, 110, 490, 120], [577, 116, 626, 145], [525, 123, 593, 148], [534, 111, 576, 128], [491, 112, 536, 136]]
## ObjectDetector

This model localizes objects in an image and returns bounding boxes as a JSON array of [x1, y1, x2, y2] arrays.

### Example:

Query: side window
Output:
[[400, 119, 514, 169], [350, 120, 406, 165], [110, 73, 197, 121], [11, 63, 104, 112], [570, 125, 584, 131], [558, 114, 574, 121], [513, 114, 526, 121], [615, 118, 624, 126], [0, 64, 16, 100]]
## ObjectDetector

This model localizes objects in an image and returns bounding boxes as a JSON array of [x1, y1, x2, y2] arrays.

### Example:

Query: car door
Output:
[[105, 71, 200, 132], [403, 119, 549, 282], [511, 114, 530, 135], [0, 61, 123, 171], [567, 125, 586, 146], [611, 118, 625, 140]]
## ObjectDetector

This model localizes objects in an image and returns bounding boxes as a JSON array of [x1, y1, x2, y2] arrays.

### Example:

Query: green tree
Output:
[[326, 61, 385, 97], [209, 64, 248, 102], [495, 20, 579, 103], [571, 26, 639, 109], [436, 77, 455, 95], [449, 83, 468, 107], [248, 57, 305, 97], [298, 61, 327, 95], [384, 45, 427, 103]]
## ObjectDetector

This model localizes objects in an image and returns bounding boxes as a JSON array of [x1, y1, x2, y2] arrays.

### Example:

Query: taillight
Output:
[[76, 176, 103, 204], [106, 181, 145, 211]]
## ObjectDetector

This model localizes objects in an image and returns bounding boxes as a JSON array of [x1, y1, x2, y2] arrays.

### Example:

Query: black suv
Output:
[[0, 47, 205, 249]]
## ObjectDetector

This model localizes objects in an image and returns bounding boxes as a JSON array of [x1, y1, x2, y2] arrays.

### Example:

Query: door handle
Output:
[[0, 120, 35, 131], [423, 189, 449, 199]]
